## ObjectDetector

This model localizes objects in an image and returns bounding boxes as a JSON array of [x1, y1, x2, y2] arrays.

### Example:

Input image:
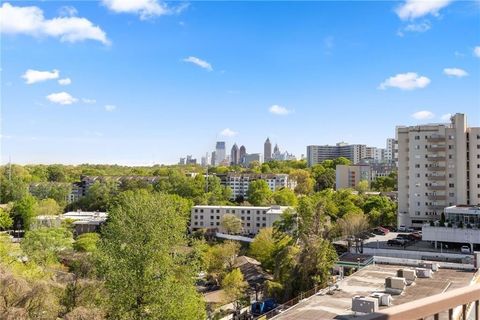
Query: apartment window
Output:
[[416, 174, 421, 178], [449, 174, 453, 178], [210, 222, 214, 226], [262, 217, 266, 221], [415, 135, 420, 140], [449, 183, 454, 187], [199, 222, 204, 226], [247, 210, 251, 213], [216, 209, 220, 213], [194, 222, 198, 226], [241, 210, 244, 214], [232, 210, 235, 213], [200, 209, 204, 213], [256, 223, 260, 227], [257, 217, 260, 221], [262, 223, 266, 227], [216, 216, 220, 220], [415, 183, 420, 187], [226, 209, 230, 213], [246, 217, 250, 221], [210, 216, 214, 220], [200, 215, 203, 219], [216, 222, 220, 226], [449, 193, 454, 197], [415, 145, 420, 150], [415, 164, 420, 168], [241, 217, 244, 220], [194, 209, 198, 213], [211, 209, 214, 213], [448, 135, 454, 140], [194, 215, 198, 219], [246, 223, 250, 227], [448, 145, 454, 149], [448, 155, 453, 159]]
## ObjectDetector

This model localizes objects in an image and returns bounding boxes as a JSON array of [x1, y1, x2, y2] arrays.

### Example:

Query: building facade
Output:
[[307, 142, 367, 166], [335, 165, 372, 189], [397, 113, 480, 228], [264, 138, 272, 162], [215, 141, 226, 166], [189, 205, 290, 235], [231, 143, 240, 165], [221, 173, 294, 200]]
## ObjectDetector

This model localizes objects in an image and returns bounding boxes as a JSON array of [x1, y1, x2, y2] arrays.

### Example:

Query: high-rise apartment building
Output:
[[306, 142, 367, 166], [385, 138, 398, 162], [397, 113, 480, 228], [215, 141, 226, 166], [264, 138, 272, 162], [230, 143, 239, 165]]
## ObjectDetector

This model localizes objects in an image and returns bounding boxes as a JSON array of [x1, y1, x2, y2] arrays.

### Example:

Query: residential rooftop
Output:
[[272, 263, 476, 320]]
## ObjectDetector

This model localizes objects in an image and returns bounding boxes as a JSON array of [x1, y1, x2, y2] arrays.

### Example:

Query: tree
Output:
[[220, 214, 242, 234], [273, 188, 298, 206], [11, 195, 38, 230], [98, 191, 205, 320], [73, 233, 100, 253], [221, 268, 248, 311], [21, 227, 73, 266], [249, 228, 275, 270], [0, 208, 13, 230], [36, 198, 61, 216], [204, 241, 240, 283], [356, 180, 369, 193], [336, 213, 369, 237], [290, 169, 314, 195], [247, 180, 272, 206]]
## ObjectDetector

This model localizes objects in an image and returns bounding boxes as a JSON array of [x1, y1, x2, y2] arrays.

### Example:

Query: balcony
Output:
[[427, 166, 446, 171], [426, 156, 445, 162], [426, 135, 445, 143], [428, 195, 446, 201], [427, 185, 446, 191], [360, 283, 480, 320], [427, 145, 446, 152], [427, 175, 446, 181]]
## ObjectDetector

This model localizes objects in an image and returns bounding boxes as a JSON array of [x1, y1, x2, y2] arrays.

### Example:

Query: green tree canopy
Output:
[[21, 227, 73, 266], [247, 180, 273, 206], [220, 214, 242, 234], [0, 208, 13, 230], [273, 188, 298, 206], [73, 232, 100, 253], [36, 198, 61, 216], [249, 228, 276, 271], [11, 195, 38, 230], [98, 190, 205, 320], [221, 268, 248, 310]]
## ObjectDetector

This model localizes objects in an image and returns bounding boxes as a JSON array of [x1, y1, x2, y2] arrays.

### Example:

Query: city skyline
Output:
[[1, 1, 479, 165]]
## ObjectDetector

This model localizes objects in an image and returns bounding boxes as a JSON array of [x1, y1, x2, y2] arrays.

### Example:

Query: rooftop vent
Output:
[[397, 269, 416, 285], [385, 277, 407, 295], [352, 296, 379, 314]]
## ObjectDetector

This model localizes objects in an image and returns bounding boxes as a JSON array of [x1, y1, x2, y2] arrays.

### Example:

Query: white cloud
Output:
[[412, 110, 435, 120], [378, 72, 430, 90], [396, 0, 452, 20], [82, 98, 96, 104], [404, 21, 431, 32], [104, 104, 116, 112], [102, 0, 188, 20], [0, 2, 109, 45], [22, 69, 59, 84], [440, 113, 452, 121], [474, 46, 480, 58], [183, 56, 213, 71], [46, 92, 78, 105], [58, 77, 72, 85], [443, 68, 468, 77], [58, 6, 78, 17], [220, 128, 238, 137], [269, 105, 292, 116]]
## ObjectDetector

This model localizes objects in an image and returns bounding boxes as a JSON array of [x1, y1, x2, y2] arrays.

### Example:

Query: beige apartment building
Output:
[[397, 113, 480, 228]]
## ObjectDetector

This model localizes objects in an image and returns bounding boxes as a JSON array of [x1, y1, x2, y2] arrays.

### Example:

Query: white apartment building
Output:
[[385, 138, 398, 162], [223, 173, 295, 200], [307, 142, 367, 166], [189, 205, 290, 235], [397, 113, 480, 228]]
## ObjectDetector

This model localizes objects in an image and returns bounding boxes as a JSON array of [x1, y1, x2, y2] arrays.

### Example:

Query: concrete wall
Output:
[[422, 225, 480, 245]]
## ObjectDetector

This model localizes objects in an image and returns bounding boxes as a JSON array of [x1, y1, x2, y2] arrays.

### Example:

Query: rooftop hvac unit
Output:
[[415, 268, 432, 278], [385, 277, 406, 295], [352, 296, 379, 314], [418, 262, 439, 272], [396, 269, 416, 285], [370, 292, 392, 306]]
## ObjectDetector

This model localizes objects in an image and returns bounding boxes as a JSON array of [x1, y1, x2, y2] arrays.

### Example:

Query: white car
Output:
[[460, 246, 471, 254], [398, 225, 407, 232]]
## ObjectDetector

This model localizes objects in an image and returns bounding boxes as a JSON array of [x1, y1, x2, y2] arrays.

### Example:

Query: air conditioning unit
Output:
[[385, 277, 406, 294], [416, 267, 432, 278], [418, 262, 439, 272], [370, 292, 392, 306], [352, 296, 379, 314], [397, 269, 416, 285]]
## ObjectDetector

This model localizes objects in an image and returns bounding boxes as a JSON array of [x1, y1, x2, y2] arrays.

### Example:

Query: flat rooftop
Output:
[[273, 264, 475, 320]]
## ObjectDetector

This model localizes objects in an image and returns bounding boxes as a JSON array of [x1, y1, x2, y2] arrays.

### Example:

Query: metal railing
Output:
[[359, 283, 480, 320]]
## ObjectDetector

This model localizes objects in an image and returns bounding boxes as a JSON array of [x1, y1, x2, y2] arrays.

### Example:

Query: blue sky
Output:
[[1, 0, 479, 165]]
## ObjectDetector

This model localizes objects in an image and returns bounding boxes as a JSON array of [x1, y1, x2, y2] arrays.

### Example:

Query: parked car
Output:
[[398, 225, 407, 232], [407, 233, 421, 241], [387, 239, 407, 246], [396, 234, 410, 240], [461, 246, 471, 254], [372, 228, 387, 235]]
